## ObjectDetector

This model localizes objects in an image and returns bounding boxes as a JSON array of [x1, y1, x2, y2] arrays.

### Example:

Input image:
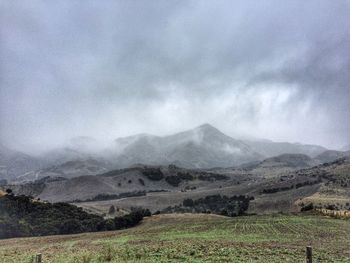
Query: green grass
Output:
[[0, 213, 349, 262]]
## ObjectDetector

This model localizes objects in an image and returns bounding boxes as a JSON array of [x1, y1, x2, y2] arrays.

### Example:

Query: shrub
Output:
[[183, 198, 194, 207], [301, 203, 313, 212], [138, 178, 145, 186], [108, 205, 115, 214], [163, 195, 252, 217], [142, 168, 164, 180], [165, 176, 182, 187]]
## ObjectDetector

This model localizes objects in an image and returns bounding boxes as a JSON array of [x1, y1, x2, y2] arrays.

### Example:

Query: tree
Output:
[[183, 198, 194, 207], [108, 205, 116, 214]]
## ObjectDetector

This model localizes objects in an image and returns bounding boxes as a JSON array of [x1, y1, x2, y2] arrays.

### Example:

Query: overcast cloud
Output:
[[1, 0, 349, 152]]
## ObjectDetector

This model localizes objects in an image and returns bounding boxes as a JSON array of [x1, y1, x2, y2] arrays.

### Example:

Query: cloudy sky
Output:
[[1, 0, 349, 152]]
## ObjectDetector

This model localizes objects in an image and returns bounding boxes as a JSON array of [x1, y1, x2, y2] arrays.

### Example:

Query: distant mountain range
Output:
[[1, 124, 349, 182], [110, 124, 330, 169]]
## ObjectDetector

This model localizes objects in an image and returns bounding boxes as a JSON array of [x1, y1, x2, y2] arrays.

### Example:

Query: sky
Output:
[[1, 0, 350, 153]]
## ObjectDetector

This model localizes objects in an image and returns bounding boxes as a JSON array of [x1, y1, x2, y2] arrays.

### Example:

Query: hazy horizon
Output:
[[1, 0, 350, 153], [0, 123, 339, 155]]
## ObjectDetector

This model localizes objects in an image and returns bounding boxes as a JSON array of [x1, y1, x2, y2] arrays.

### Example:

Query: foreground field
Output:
[[0, 213, 349, 263]]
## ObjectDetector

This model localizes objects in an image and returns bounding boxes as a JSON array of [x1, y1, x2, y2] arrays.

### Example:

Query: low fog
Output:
[[1, 0, 350, 153]]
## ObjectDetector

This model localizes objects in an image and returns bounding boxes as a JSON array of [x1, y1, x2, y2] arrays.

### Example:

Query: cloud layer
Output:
[[1, 0, 350, 152]]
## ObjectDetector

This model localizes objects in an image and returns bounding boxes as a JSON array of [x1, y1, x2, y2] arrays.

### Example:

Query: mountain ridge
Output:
[[1, 124, 333, 180]]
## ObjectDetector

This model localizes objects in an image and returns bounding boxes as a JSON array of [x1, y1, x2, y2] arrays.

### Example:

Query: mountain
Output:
[[254, 154, 318, 169], [112, 124, 263, 168], [243, 139, 327, 158], [0, 144, 43, 181], [2, 124, 331, 180], [14, 158, 111, 183], [111, 124, 330, 169], [0, 139, 107, 182], [68, 136, 100, 152], [341, 144, 350, 151], [314, 150, 350, 164], [233, 153, 319, 179]]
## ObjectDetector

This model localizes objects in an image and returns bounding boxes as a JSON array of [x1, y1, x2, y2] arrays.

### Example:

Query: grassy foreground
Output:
[[0, 213, 349, 263]]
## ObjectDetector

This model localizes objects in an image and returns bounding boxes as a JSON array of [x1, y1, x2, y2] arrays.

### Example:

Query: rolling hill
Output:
[[243, 139, 327, 158], [4, 155, 349, 216], [1, 213, 350, 262], [314, 150, 350, 163]]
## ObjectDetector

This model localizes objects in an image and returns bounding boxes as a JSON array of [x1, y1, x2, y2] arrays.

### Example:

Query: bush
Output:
[[142, 168, 164, 180], [165, 176, 182, 187], [183, 198, 194, 207], [163, 195, 252, 217], [138, 178, 145, 186], [108, 205, 115, 214], [301, 203, 314, 212]]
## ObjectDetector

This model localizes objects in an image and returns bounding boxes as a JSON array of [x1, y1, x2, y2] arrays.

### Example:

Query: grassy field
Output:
[[0, 213, 349, 263]]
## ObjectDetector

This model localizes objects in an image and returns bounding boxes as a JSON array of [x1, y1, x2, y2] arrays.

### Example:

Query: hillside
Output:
[[15, 158, 111, 182], [0, 193, 149, 239], [217, 153, 320, 179], [4, 156, 349, 215], [314, 150, 350, 163], [248, 153, 317, 169], [2, 165, 230, 202], [243, 139, 326, 158], [0, 144, 43, 182], [1, 214, 350, 262]]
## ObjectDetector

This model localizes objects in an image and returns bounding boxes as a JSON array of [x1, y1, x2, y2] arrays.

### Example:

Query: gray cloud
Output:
[[1, 0, 349, 152]]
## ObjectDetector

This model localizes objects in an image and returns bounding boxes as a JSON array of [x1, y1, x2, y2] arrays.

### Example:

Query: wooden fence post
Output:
[[306, 246, 312, 263], [35, 253, 42, 263]]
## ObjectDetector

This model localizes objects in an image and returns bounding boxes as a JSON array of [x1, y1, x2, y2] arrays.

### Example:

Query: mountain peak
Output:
[[195, 123, 218, 132]]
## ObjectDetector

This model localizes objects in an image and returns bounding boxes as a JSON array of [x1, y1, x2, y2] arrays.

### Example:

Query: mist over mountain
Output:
[[341, 145, 350, 151], [112, 124, 263, 168], [0, 144, 43, 181], [2, 124, 343, 183], [2, 3, 350, 261], [1, 1, 350, 153], [243, 139, 326, 158]]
